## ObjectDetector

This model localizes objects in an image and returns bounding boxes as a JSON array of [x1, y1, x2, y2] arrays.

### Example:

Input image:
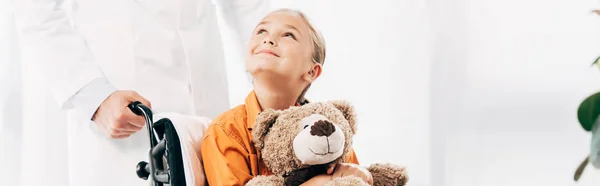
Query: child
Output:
[[201, 9, 372, 186]]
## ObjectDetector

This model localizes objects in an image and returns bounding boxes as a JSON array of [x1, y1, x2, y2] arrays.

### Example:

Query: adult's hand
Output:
[[92, 90, 152, 139]]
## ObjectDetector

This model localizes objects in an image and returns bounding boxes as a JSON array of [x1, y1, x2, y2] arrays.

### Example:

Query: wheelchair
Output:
[[128, 101, 186, 186]]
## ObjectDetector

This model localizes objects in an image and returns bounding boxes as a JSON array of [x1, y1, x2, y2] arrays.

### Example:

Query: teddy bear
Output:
[[245, 100, 408, 186]]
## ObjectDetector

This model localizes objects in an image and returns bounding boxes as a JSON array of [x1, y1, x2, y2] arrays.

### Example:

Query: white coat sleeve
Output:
[[214, 0, 270, 55], [69, 78, 116, 121], [11, 0, 116, 114]]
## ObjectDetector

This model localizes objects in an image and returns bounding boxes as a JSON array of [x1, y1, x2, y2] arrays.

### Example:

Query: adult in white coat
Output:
[[11, 0, 269, 185]]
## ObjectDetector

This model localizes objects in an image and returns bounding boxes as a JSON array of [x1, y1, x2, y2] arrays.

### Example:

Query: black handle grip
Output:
[[128, 101, 144, 116], [128, 101, 153, 121], [127, 100, 155, 146]]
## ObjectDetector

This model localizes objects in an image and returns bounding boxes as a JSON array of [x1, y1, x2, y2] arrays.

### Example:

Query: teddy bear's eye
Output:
[[303, 125, 308, 129]]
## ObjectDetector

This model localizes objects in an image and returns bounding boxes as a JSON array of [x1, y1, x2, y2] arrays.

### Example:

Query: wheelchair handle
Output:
[[128, 101, 170, 184], [127, 101, 155, 144], [128, 101, 152, 119]]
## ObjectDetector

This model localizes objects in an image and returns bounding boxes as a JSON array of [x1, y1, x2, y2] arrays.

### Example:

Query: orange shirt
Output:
[[201, 91, 360, 186]]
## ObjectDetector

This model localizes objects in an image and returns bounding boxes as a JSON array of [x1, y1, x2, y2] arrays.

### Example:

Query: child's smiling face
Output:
[[246, 10, 316, 88]]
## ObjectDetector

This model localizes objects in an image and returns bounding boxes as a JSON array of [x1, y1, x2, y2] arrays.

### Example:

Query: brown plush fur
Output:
[[368, 163, 409, 186], [253, 109, 280, 150], [329, 100, 358, 134], [247, 100, 408, 186], [245, 175, 284, 185], [325, 175, 370, 186]]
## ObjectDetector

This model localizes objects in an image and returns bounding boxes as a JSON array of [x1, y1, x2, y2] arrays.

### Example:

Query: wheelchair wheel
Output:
[[162, 118, 186, 186]]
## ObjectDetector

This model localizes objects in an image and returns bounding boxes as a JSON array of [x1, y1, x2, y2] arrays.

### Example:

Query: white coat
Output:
[[11, 0, 269, 185]]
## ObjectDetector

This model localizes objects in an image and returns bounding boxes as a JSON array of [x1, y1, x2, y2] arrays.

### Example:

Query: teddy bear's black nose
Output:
[[310, 120, 335, 137]]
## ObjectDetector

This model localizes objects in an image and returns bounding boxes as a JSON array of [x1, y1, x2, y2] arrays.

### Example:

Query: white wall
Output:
[[430, 0, 600, 185], [0, 1, 22, 185]]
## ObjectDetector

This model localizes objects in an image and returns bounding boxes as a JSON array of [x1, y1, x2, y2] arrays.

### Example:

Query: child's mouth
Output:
[[256, 49, 280, 57]]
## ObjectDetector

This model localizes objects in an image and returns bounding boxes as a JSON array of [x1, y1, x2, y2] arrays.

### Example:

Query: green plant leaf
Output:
[[578, 92, 600, 131], [574, 155, 589, 181], [591, 56, 600, 67]]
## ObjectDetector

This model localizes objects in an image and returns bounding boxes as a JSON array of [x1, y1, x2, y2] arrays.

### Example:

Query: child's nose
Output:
[[262, 40, 275, 46], [262, 35, 277, 46]]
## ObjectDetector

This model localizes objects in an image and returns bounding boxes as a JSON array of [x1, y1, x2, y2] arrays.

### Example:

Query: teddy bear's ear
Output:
[[252, 109, 280, 150], [329, 100, 357, 134]]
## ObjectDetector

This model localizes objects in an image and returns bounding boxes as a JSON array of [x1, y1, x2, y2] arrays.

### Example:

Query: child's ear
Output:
[[252, 109, 280, 150], [302, 63, 322, 83], [329, 100, 357, 134]]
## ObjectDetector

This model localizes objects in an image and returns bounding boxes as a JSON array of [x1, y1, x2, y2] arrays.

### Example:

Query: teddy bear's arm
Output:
[[245, 175, 284, 186], [367, 163, 408, 186], [325, 176, 370, 186]]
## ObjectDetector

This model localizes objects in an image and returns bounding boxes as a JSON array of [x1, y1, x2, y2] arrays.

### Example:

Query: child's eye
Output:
[[256, 29, 266, 35], [283, 32, 296, 40]]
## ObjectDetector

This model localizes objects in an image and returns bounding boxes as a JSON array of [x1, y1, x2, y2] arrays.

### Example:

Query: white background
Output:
[[429, 0, 600, 185], [3, 0, 600, 185]]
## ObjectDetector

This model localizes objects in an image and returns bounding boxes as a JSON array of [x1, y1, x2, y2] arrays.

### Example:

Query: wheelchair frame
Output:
[[128, 101, 186, 186]]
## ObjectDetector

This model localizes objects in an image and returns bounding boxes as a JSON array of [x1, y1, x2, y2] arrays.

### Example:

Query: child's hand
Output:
[[327, 163, 373, 185]]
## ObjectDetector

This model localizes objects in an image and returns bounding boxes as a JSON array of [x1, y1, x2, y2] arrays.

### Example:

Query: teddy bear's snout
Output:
[[310, 120, 335, 137], [293, 114, 345, 165]]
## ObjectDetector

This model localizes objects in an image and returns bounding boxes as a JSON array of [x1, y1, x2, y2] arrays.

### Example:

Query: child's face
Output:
[[246, 11, 317, 87]]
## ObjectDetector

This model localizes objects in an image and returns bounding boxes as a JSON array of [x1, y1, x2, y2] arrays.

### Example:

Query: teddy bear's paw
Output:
[[245, 175, 284, 186], [367, 163, 409, 186], [324, 175, 370, 186]]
